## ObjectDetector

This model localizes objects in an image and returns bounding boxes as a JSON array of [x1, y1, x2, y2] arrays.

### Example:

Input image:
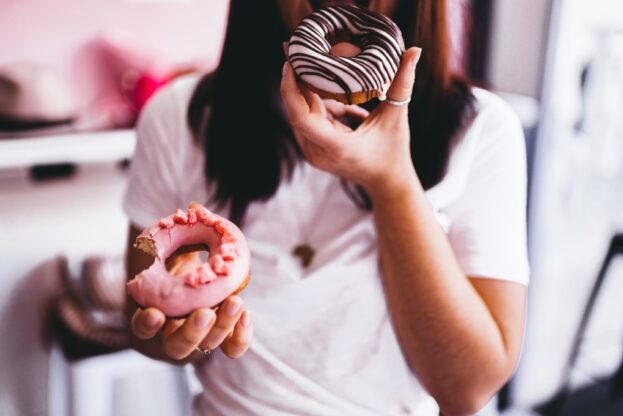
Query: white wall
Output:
[[0, 163, 130, 415], [515, 0, 623, 408], [487, 0, 551, 98]]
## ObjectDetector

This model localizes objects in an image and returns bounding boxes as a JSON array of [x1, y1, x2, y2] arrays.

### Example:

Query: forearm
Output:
[[370, 171, 513, 415]]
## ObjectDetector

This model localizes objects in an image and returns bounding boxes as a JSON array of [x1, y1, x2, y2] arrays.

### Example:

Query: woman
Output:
[[125, 0, 529, 414]]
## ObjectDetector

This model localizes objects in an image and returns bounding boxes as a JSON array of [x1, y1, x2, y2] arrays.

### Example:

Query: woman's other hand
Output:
[[128, 201, 253, 361], [280, 47, 421, 198], [130, 295, 252, 360]]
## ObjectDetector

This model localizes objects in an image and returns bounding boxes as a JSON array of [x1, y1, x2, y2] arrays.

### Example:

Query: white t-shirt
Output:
[[123, 75, 529, 416]]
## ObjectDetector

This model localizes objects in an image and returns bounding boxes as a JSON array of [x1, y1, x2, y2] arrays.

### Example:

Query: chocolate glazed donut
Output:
[[288, 5, 405, 105]]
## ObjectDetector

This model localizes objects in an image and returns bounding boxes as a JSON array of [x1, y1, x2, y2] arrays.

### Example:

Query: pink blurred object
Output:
[[95, 29, 197, 123], [72, 28, 198, 130], [99, 28, 166, 77], [132, 74, 170, 111]]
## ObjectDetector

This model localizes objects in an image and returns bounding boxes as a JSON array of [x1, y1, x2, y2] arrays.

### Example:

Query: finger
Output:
[[221, 310, 253, 359], [199, 296, 244, 350], [295, 114, 349, 160], [298, 83, 315, 110], [162, 317, 184, 338], [283, 57, 327, 118], [131, 307, 165, 340], [281, 64, 329, 124], [282, 41, 289, 57], [323, 100, 369, 120], [307, 89, 328, 118], [281, 62, 351, 151], [382, 47, 421, 108], [331, 118, 354, 133], [287, 114, 328, 162], [299, 136, 329, 168], [280, 62, 311, 125], [162, 308, 216, 360]]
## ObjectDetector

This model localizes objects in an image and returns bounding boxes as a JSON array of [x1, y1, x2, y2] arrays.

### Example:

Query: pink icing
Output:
[[184, 272, 201, 288], [197, 263, 217, 283], [196, 207, 214, 225], [219, 243, 237, 261], [159, 217, 174, 229], [210, 254, 230, 276], [173, 209, 188, 224], [126, 207, 250, 317], [187, 208, 198, 225], [214, 220, 229, 236]]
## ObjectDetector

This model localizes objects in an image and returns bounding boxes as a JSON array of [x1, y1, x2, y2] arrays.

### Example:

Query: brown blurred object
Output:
[[81, 255, 127, 311], [54, 256, 130, 360]]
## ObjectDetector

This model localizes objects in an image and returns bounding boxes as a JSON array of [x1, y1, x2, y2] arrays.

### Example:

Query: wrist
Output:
[[364, 162, 422, 203]]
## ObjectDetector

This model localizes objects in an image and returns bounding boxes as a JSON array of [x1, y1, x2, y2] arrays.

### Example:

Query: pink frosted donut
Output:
[[127, 207, 251, 318]]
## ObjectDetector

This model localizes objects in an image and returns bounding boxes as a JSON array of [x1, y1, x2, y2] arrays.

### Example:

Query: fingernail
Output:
[[241, 311, 251, 327], [195, 310, 213, 329], [145, 310, 160, 327], [411, 48, 422, 68], [225, 299, 242, 316], [282, 62, 289, 76]]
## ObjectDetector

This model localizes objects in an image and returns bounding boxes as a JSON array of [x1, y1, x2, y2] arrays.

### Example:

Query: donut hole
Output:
[[330, 42, 362, 57], [165, 243, 210, 275], [327, 30, 362, 57]]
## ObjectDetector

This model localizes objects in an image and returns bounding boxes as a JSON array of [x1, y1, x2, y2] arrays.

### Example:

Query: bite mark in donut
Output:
[[288, 5, 405, 105], [127, 207, 251, 318]]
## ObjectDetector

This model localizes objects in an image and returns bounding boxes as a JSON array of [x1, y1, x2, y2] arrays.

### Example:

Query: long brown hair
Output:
[[188, 0, 475, 224]]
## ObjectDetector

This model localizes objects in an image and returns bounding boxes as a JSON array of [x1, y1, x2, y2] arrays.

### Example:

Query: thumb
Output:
[[188, 201, 204, 210], [382, 47, 421, 109]]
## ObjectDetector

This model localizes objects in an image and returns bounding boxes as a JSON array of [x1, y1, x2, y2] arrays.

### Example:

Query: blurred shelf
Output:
[[0, 129, 136, 170]]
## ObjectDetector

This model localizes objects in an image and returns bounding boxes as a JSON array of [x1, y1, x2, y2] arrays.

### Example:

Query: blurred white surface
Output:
[[488, 0, 551, 98], [59, 349, 190, 416], [0, 161, 129, 415], [516, 0, 623, 408], [0, 125, 199, 415], [0, 130, 135, 169], [497, 92, 540, 129]]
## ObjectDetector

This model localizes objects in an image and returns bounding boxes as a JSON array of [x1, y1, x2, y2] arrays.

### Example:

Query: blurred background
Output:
[[1, 0, 623, 415]]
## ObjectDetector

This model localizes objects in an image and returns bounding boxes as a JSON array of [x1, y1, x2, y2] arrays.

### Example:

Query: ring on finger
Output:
[[383, 96, 411, 106], [195, 346, 212, 356]]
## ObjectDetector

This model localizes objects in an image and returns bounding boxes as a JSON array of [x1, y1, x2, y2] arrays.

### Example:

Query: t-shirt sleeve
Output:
[[446, 95, 530, 285], [123, 86, 186, 229]]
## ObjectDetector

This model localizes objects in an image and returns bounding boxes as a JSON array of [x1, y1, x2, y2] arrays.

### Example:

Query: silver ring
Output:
[[383, 96, 411, 106], [195, 346, 211, 356]]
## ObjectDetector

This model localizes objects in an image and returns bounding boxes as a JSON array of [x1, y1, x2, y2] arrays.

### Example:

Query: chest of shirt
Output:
[[235, 162, 463, 280]]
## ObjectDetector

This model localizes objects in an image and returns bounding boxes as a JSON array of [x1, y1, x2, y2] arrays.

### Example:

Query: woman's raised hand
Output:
[[281, 47, 422, 198], [129, 202, 253, 361]]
